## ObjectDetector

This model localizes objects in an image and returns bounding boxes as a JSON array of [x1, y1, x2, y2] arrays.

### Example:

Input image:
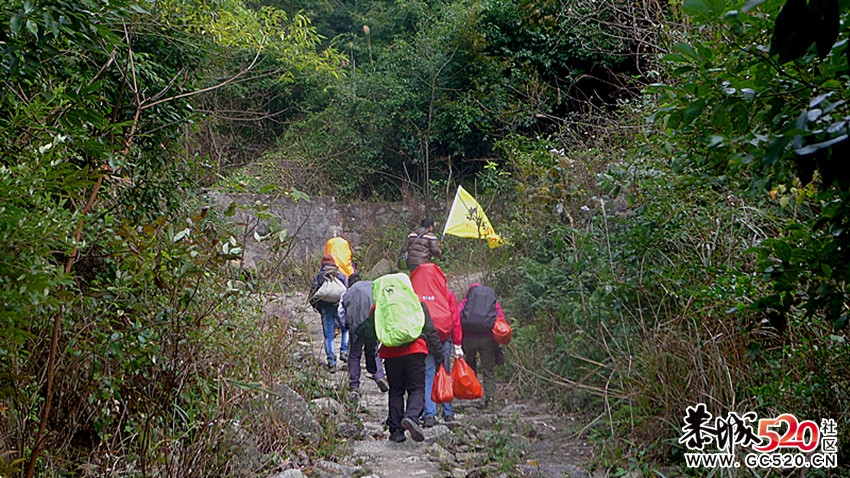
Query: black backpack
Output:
[[461, 285, 497, 334]]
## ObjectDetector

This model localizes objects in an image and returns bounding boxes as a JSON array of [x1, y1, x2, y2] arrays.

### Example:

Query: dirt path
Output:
[[288, 277, 599, 478]]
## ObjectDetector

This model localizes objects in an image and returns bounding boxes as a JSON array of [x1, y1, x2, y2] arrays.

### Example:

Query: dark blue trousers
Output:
[[384, 353, 426, 433]]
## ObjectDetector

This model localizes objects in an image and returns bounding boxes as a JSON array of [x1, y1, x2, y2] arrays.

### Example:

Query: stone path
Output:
[[282, 278, 600, 478]]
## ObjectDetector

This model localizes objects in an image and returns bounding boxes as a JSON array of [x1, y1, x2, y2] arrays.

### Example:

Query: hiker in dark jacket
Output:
[[400, 218, 442, 272], [338, 277, 389, 395], [459, 283, 504, 409], [309, 254, 349, 371], [358, 276, 445, 443]]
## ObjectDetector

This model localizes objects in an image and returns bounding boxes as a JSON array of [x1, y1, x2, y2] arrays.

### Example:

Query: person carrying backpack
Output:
[[357, 273, 445, 443], [309, 254, 350, 371], [324, 235, 358, 279], [410, 263, 462, 427], [399, 218, 442, 272], [338, 276, 389, 395], [459, 283, 505, 409]]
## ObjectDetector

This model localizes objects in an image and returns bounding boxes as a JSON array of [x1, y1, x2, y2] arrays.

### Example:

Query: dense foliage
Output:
[[223, 0, 656, 207], [485, 0, 850, 472], [1, 0, 340, 475]]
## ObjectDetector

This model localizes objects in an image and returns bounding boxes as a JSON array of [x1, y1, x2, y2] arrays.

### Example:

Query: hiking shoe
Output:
[[402, 417, 425, 442], [442, 414, 455, 423], [389, 429, 406, 443], [375, 378, 390, 393], [421, 416, 436, 428], [340, 352, 348, 363], [327, 361, 336, 373]]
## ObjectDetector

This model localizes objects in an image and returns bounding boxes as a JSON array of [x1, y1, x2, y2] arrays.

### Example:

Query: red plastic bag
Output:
[[451, 357, 483, 399], [492, 317, 512, 345], [431, 364, 454, 404]]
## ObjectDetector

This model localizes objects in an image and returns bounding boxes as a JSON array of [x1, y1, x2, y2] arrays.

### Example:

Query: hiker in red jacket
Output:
[[410, 263, 462, 427]]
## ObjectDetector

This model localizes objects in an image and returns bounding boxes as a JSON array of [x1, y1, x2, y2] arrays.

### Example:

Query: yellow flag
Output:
[[443, 186, 504, 248]]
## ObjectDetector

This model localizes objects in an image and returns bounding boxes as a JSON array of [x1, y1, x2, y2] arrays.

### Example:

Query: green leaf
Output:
[[289, 187, 309, 202], [10, 15, 21, 34], [647, 105, 676, 124], [683, 0, 711, 18], [666, 111, 683, 131], [661, 53, 690, 63], [672, 43, 699, 60], [774, 241, 792, 262], [173, 229, 189, 242], [683, 0, 728, 22], [742, 0, 768, 12], [834, 314, 848, 330], [223, 201, 238, 217], [26, 19, 38, 36], [762, 136, 789, 168], [794, 135, 847, 155], [707, 135, 725, 148], [683, 98, 707, 126], [810, 92, 834, 108], [723, 10, 740, 24], [822, 100, 845, 114]]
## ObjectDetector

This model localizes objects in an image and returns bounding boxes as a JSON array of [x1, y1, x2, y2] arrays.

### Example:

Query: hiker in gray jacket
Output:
[[338, 277, 389, 395]]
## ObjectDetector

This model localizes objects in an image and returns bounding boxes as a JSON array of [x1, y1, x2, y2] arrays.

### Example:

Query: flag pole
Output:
[[441, 186, 459, 243]]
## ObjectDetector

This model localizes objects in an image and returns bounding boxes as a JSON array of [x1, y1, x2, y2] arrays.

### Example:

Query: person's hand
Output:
[[453, 344, 464, 358]]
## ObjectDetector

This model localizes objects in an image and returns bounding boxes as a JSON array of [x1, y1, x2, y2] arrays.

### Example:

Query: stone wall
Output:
[[208, 192, 425, 271]]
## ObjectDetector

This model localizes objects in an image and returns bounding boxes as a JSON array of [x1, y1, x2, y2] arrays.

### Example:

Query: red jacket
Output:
[[379, 338, 428, 359], [410, 263, 462, 344], [358, 303, 445, 363]]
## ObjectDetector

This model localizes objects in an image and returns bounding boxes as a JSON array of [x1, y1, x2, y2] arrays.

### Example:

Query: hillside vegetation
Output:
[[1, 0, 849, 476]]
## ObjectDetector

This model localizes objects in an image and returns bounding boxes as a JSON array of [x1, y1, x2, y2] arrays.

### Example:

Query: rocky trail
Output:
[[265, 272, 603, 478]]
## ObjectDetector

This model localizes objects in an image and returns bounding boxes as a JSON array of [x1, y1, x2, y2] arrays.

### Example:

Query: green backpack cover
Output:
[[373, 273, 425, 347]]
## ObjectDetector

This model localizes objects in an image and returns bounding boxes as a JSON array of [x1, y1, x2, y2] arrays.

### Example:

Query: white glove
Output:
[[453, 344, 464, 358]]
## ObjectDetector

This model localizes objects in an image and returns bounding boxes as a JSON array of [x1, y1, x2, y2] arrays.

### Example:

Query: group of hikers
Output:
[[308, 219, 507, 443]]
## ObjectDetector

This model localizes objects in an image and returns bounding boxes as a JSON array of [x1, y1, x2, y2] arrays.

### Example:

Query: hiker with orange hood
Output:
[[309, 254, 350, 371], [324, 235, 358, 279]]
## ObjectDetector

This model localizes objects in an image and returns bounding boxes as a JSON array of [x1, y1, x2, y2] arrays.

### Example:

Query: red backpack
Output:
[[410, 263, 455, 342]]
